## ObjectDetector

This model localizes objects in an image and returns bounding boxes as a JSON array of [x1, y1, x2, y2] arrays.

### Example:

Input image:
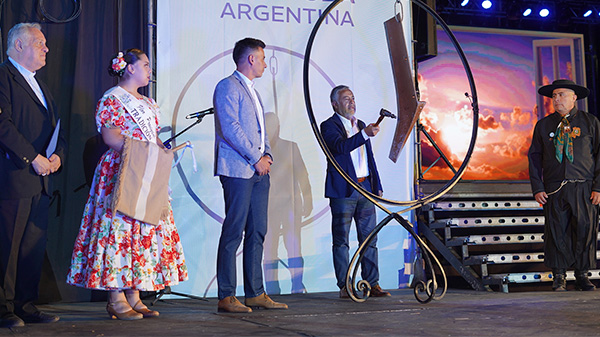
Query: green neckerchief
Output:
[[554, 114, 573, 163]]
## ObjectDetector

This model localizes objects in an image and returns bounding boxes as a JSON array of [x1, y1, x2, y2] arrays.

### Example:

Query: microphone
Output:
[[186, 107, 214, 119]]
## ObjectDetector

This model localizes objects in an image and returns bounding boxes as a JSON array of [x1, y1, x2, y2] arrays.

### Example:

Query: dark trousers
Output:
[[217, 174, 269, 300], [0, 194, 49, 316], [329, 180, 379, 289], [544, 182, 598, 271]]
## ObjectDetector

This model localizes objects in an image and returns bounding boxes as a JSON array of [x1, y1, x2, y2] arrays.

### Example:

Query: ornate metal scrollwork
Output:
[[303, 0, 479, 303]]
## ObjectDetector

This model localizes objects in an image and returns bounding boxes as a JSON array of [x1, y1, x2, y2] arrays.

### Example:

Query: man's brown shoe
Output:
[[245, 293, 288, 310], [370, 285, 391, 297], [339, 286, 350, 299], [217, 296, 252, 313]]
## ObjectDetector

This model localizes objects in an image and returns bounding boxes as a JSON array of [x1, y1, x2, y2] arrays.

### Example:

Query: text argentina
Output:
[[220, 2, 354, 26]]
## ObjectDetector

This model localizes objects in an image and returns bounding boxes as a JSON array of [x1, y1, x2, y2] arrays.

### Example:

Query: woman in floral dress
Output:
[[67, 49, 188, 320]]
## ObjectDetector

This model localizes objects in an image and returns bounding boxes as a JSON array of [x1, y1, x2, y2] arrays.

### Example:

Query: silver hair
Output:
[[330, 85, 350, 104], [7, 22, 42, 55]]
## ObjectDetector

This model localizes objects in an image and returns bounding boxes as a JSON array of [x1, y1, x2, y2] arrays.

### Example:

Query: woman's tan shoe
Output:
[[132, 300, 160, 318], [106, 301, 143, 320]]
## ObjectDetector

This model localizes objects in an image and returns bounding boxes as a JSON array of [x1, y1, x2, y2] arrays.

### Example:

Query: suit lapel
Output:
[[232, 72, 261, 124], [255, 90, 264, 112], [332, 114, 348, 139], [357, 119, 365, 131], [7, 62, 48, 112], [233, 72, 256, 110], [39, 81, 56, 127]]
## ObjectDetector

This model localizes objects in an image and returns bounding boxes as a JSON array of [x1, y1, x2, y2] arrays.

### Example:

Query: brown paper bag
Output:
[[112, 138, 173, 225]]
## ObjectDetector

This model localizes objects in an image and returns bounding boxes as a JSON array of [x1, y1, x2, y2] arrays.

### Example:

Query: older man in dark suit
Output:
[[0, 23, 66, 328], [213, 37, 287, 313], [320, 85, 390, 298], [529, 79, 600, 291]]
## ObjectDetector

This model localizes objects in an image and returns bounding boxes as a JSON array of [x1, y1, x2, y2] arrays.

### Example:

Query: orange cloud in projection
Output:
[[418, 76, 536, 181], [489, 133, 532, 164], [479, 112, 500, 130], [538, 76, 555, 117], [500, 106, 533, 128]]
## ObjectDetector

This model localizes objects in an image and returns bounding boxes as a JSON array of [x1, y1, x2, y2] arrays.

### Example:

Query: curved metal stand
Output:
[[303, 0, 479, 304], [345, 213, 447, 303]]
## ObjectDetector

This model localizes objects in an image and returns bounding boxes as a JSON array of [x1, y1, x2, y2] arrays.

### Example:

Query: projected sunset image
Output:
[[417, 28, 575, 180]]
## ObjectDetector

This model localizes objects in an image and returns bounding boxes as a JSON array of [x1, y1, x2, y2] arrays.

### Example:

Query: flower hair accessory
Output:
[[111, 52, 127, 75]]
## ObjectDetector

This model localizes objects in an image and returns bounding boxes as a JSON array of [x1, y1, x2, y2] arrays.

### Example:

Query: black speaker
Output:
[[413, 0, 437, 62]]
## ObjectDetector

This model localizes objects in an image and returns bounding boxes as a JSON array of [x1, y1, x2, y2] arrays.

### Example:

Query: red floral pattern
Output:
[[66, 92, 188, 291]]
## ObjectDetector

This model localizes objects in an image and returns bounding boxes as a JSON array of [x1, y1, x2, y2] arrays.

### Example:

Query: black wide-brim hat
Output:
[[538, 79, 590, 99]]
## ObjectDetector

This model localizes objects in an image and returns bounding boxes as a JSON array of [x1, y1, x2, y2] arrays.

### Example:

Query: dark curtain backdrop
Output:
[[1, 0, 148, 302]]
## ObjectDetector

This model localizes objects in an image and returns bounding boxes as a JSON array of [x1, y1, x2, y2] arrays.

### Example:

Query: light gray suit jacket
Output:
[[213, 71, 271, 179]]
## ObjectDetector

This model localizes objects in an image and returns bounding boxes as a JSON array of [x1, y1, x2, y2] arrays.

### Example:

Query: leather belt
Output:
[[357, 176, 368, 183]]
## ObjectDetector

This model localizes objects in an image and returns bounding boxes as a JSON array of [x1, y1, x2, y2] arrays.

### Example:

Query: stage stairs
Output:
[[417, 197, 600, 292]]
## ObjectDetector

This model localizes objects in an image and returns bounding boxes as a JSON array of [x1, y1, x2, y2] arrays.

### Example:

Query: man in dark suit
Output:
[[320, 85, 391, 298], [529, 79, 599, 291], [213, 37, 287, 313], [0, 23, 66, 328]]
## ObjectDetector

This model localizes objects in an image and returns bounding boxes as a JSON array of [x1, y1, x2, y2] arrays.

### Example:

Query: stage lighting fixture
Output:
[[523, 8, 532, 16], [539, 8, 549, 17], [583, 9, 592, 17], [461, 0, 469, 7], [481, 0, 492, 10]]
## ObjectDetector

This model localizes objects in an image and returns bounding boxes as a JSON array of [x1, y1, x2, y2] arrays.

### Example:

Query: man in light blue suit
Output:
[[213, 37, 288, 313]]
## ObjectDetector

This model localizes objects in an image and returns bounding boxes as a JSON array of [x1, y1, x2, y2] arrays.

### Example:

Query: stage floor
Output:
[[2, 288, 600, 336]]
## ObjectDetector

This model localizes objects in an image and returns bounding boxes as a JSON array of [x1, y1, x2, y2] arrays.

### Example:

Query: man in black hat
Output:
[[528, 79, 600, 291]]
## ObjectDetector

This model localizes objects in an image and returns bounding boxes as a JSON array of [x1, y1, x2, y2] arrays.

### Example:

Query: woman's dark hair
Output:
[[107, 48, 145, 77]]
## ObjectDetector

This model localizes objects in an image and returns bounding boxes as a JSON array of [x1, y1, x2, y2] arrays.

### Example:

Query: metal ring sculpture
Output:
[[302, 0, 479, 303]]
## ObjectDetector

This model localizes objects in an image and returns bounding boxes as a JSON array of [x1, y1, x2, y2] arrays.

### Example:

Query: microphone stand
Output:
[[163, 115, 207, 149], [149, 286, 207, 305], [145, 113, 211, 304]]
